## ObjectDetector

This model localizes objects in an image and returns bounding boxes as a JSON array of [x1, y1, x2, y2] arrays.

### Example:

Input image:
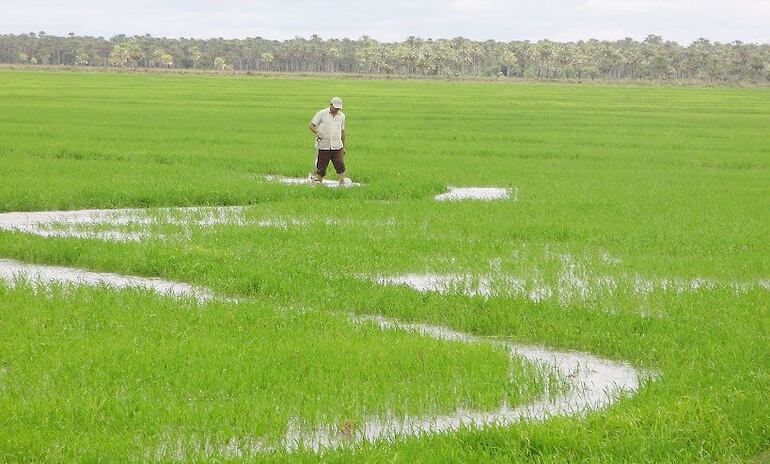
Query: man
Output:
[[308, 96, 349, 185]]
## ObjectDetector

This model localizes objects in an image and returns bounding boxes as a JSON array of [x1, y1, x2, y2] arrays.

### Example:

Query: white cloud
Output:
[[450, 0, 499, 13], [0, 0, 767, 44], [581, 0, 695, 13]]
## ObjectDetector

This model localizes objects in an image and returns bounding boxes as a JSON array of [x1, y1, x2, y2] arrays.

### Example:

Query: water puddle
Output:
[[0, 207, 397, 242], [0, 206, 654, 456], [265, 175, 361, 188], [6, 227, 148, 242], [372, 272, 769, 308], [0, 206, 249, 241], [0, 206, 246, 228], [146, 314, 647, 457], [434, 187, 514, 201], [374, 273, 556, 302], [275, 314, 644, 453], [0, 258, 213, 302], [0, 256, 648, 455], [0, 207, 330, 241], [371, 250, 769, 309], [374, 273, 494, 297]]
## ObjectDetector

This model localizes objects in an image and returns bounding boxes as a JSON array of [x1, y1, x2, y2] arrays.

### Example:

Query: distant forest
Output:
[[2, 32, 769, 82]]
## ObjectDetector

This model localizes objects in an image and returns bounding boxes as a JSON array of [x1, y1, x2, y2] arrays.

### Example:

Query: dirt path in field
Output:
[[0, 207, 649, 454]]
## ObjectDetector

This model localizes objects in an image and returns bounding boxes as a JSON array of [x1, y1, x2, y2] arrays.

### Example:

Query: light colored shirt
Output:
[[311, 108, 345, 150]]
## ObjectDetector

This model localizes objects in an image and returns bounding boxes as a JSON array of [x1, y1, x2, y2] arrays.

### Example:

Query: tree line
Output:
[[1, 32, 768, 82]]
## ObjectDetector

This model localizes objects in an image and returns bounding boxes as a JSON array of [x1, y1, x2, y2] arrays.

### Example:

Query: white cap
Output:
[[330, 96, 343, 109]]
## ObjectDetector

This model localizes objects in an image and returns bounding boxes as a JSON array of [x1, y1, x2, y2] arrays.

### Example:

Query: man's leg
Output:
[[314, 149, 332, 182], [330, 149, 347, 183], [310, 148, 320, 181]]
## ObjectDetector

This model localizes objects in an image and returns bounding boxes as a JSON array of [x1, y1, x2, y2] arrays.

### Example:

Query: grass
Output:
[[0, 283, 547, 461], [0, 69, 769, 462]]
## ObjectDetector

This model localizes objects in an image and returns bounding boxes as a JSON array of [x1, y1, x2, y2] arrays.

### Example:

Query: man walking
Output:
[[308, 96, 350, 185]]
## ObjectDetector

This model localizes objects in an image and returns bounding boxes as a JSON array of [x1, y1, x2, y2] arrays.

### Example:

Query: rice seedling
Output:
[[0, 69, 768, 462]]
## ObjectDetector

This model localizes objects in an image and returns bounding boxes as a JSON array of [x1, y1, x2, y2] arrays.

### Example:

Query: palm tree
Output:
[[0, 32, 768, 81], [260, 52, 274, 71], [188, 46, 201, 69]]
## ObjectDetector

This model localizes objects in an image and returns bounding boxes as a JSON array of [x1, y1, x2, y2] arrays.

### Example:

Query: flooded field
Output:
[[0, 250, 646, 455], [0, 70, 768, 462]]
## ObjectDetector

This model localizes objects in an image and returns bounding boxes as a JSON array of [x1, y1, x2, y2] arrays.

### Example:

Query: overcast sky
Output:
[[2, 0, 768, 44]]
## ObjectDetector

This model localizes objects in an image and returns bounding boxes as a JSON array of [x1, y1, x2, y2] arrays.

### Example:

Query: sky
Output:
[[2, 0, 768, 44]]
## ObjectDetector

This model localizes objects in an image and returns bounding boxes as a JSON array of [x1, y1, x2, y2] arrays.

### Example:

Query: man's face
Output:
[[330, 105, 339, 115]]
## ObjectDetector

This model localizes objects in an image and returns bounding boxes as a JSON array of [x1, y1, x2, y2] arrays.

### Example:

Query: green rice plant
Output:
[[0, 69, 768, 462], [0, 282, 550, 461]]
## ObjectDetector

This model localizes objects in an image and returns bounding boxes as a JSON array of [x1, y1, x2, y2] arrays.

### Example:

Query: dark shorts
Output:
[[315, 149, 345, 176]]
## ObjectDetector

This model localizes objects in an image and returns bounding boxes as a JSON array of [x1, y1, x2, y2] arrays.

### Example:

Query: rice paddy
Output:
[[0, 70, 768, 462]]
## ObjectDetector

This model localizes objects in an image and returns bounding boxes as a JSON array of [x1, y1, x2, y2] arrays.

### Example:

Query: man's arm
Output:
[[308, 122, 320, 139], [309, 110, 324, 139], [341, 129, 345, 148]]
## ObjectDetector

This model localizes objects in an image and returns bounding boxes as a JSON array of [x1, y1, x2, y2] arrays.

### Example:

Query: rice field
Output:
[[0, 70, 768, 462]]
